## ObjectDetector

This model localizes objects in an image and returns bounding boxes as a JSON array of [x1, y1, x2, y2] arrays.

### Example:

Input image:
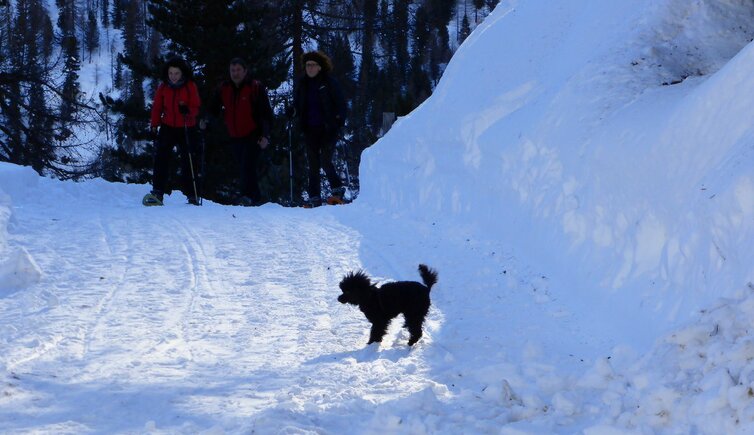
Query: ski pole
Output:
[[338, 138, 351, 188], [288, 119, 294, 205], [198, 121, 206, 206], [182, 115, 200, 205]]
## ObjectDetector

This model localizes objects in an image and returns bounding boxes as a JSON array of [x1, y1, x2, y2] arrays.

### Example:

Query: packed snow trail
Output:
[[0, 180, 452, 433], [0, 173, 620, 433]]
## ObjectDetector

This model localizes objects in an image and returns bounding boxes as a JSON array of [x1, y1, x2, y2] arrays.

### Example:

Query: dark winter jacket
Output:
[[150, 80, 201, 129], [293, 74, 347, 134], [212, 78, 273, 139]]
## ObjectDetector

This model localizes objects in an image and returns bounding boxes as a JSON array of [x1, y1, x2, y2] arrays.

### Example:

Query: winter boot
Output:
[[303, 196, 322, 208], [326, 187, 346, 205]]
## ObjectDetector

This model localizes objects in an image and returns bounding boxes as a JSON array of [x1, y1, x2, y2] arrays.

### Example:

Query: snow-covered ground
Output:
[[2, 0, 754, 433]]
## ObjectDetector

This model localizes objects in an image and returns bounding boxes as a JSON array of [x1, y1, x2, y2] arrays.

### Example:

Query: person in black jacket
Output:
[[291, 51, 347, 207]]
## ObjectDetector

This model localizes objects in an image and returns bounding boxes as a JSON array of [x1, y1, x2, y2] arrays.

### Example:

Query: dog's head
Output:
[[338, 270, 373, 305]]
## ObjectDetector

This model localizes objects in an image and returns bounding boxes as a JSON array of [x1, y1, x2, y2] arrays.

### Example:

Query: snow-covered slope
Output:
[[2, 0, 754, 433], [362, 0, 754, 344]]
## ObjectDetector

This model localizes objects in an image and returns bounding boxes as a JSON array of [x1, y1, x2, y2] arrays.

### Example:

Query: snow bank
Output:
[[360, 0, 754, 343], [0, 163, 43, 295], [0, 161, 41, 202], [582, 283, 754, 434], [0, 184, 9, 255], [0, 247, 43, 296]]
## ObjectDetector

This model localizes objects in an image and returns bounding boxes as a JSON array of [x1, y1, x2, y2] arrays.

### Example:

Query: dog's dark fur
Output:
[[338, 264, 438, 346]]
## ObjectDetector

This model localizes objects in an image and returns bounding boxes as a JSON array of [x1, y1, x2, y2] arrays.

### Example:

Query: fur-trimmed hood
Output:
[[301, 51, 334, 74]]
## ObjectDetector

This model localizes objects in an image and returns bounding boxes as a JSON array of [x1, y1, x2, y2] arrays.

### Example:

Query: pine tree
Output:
[[1, 0, 94, 177], [146, 0, 287, 88], [280, 0, 305, 80], [113, 54, 123, 88], [40, 4, 53, 60], [111, 0, 125, 29], [369, 0, 412, 123], [374, 0, 395, 114], [122, 0, 145, 104], [100, 0, 110, 27], [459, 12, 471, 42], [1, 0, 25, 166], [473, 0, 485, 23], [427, 0, 454, 84], [392, 0, 410, 89], [102, 0, 151, 185], [353, 0, 378, 145], [57, 0, 82, 126], [408, 4, 432, 105], [26, 0, 55, 171], [0, 2, 8, 63], [84, 8, 100, 62]]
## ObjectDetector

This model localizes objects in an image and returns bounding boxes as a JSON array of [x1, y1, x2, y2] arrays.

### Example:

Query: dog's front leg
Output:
[[367, 321, 389, 344]]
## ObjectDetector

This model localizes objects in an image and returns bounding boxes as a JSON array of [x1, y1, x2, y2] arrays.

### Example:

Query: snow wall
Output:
[[359, 0, 754, 334]]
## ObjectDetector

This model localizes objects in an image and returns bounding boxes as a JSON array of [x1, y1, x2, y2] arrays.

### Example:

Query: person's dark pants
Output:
[[230, 132, 262, 202], [152, 125, 198, 199], [304, 126, 343, 200]]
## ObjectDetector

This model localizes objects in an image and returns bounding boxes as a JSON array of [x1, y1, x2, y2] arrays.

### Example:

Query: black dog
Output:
[[338, 264, 438, 346]]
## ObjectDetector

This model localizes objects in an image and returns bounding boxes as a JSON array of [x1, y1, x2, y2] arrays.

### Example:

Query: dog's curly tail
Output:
[[418, 264, 438, 291]]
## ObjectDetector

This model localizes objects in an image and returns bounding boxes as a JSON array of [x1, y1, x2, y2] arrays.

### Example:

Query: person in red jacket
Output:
[[210, 57, 273, 206], [146, 57, 201, 205]]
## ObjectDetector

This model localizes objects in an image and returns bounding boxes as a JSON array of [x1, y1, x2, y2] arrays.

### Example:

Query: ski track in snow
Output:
[[0, 191, 469, 432], [0, 181, 606, 433]]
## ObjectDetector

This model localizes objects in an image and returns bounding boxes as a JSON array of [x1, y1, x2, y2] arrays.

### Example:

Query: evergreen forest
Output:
[[0, 0, 499, 205]]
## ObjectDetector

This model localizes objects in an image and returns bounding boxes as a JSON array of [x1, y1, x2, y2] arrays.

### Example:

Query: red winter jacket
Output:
[[217, 79, 264, 138], [150, 80, 201, 128]]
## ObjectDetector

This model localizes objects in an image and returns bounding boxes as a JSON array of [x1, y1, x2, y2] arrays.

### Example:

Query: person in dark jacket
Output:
[[147, 57, 202, 205], [210, 57, 273, 206], [292, 51, 347, 207]]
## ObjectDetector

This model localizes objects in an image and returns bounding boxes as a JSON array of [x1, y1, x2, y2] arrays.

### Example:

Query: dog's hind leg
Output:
[[405, 316, 425, 346], [367, 320, 389, 344]]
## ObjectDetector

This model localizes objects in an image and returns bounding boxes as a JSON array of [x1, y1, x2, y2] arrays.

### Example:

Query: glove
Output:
[[178, 103, 190, 115], [258, 136, 269, 150]]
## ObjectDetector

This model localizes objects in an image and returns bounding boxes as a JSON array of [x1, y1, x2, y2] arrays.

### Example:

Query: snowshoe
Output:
[[142, 192, 164, 206]]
